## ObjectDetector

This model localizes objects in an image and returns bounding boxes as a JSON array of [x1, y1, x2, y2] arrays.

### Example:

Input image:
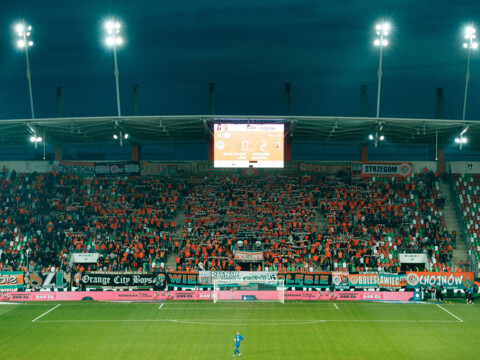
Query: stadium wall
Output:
[[0, 160, 478, 175]]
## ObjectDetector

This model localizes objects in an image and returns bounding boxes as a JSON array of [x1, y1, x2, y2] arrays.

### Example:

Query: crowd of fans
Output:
[[0, 168, 461, 276], [0, 170, 182, 274], [179, 174, 319, 271], [177, 170, 456, 273]]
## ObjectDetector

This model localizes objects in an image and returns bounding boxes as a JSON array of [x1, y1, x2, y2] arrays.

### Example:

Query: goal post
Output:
[[213, 279, 285, 303]]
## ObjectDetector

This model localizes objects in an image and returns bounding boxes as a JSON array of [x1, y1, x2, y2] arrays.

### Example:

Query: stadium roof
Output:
[[1, 115, 479, 148]]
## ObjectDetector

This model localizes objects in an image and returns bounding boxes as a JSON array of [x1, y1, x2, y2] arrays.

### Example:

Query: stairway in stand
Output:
[[165, 197, 186, 270], [313, 203, 329, 270], [438, 181, 468, 268]]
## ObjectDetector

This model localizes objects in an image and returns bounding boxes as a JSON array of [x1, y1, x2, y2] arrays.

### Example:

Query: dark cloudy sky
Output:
[[1, 0, 480, 120]]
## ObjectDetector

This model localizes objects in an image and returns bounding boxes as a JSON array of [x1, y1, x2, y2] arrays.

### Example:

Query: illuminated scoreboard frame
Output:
[[214, 123, 284, 168]]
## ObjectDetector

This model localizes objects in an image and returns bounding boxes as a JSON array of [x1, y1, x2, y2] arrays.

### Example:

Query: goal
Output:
[[213, 279, 285, 303]]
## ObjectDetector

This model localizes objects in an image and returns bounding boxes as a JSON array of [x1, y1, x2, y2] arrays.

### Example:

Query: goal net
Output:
[[213, 279, 285, 303]]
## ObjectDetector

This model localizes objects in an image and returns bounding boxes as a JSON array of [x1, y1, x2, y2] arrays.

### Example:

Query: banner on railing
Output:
[[351, 162, 412, 177], [80, 271, 166, 290], [277, 272, 331, 288], [399, 254, 428, 264], [332, 273, 379, 289], [348, 274, 379, 288], [167, 271, 200, 287], [406, 271, 474, 290], [233, 251, 263, 262], [70, 253, 100, 264], [331, 272, 350, 289], [53, 161, 140, 176], [196, 162, 298, 175], [198, 271, 277, 285], [94, 162, 140, 176], [378, 273, 407, 288], [0, 272, 24, 290], [140, 162, 197, 176], [299, 163, 349, 174], [53, 161, 95, 175], [24, 272, 68, 289], [6, 270, 474, 291]]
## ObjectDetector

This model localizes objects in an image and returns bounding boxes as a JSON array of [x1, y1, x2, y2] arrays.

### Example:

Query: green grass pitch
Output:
[[0, 300, 479, 360]]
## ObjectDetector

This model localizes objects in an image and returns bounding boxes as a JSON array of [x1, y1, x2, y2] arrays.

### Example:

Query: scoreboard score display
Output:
[[214, 123, 284, 168]]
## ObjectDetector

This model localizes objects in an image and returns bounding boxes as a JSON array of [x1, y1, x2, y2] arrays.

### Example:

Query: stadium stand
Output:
[[177, 170, 457, 273], [180, 174, 320, 272], [0, 171, 182, 274], [0, 169, 460, 275], [317, 171, 453, 272], [453, 173, 480, 270]]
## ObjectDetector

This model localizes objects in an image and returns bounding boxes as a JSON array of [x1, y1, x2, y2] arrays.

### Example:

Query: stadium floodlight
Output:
[[15, 19, 35, 119], [113, 132, 128, 141], [368, 132, 385, 145], [455, 136, 468, 151], [374, 20, 391, 118], [29, 135, 42, 143], [462, 23, 478, 121], [104, 17, 124, 121]]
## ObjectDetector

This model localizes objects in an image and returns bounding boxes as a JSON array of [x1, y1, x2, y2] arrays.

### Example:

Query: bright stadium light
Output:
[[462, 23, 478, 121], [103, 17, 124, 137], [29, 135, 42, 143], [14, 19, 35, 119], [374, 20, 391, 118]]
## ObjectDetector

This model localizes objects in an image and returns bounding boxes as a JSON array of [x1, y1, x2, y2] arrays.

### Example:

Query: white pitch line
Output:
[[159, 303, 164, 310], [436, 304, 463, 323], [32, 304, 61, 323], [160, 307, 337, 310], [334, 303, 338, 310], [35, 318, 458, 324]]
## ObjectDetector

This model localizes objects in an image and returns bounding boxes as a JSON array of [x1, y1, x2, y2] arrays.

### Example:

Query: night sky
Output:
[[1, 0, 480, 120]]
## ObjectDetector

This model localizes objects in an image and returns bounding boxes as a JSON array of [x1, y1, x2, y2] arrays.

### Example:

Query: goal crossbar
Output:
[[213, 279, 285, 303]]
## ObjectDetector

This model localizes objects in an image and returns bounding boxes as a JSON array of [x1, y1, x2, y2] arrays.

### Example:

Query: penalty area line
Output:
[[436, 304, 463, 323], [32, 304, 61, 322]]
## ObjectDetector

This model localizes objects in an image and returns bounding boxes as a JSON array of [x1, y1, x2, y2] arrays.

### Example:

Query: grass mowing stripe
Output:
[[436, 304, 463, 322], [34, 318, 458, 324], [31, 304, 61, 322]]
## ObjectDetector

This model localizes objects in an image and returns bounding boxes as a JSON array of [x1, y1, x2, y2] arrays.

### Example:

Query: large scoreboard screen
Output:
[[214, 123, 284, 168]]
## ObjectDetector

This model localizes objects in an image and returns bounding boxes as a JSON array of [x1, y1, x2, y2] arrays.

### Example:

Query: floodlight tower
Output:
[[374, 21, 390, 118], [104, 18, 125, 145], [15, 19, 35, 119], [104, 18, 123, 117], [462, 24, 478, 121]]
